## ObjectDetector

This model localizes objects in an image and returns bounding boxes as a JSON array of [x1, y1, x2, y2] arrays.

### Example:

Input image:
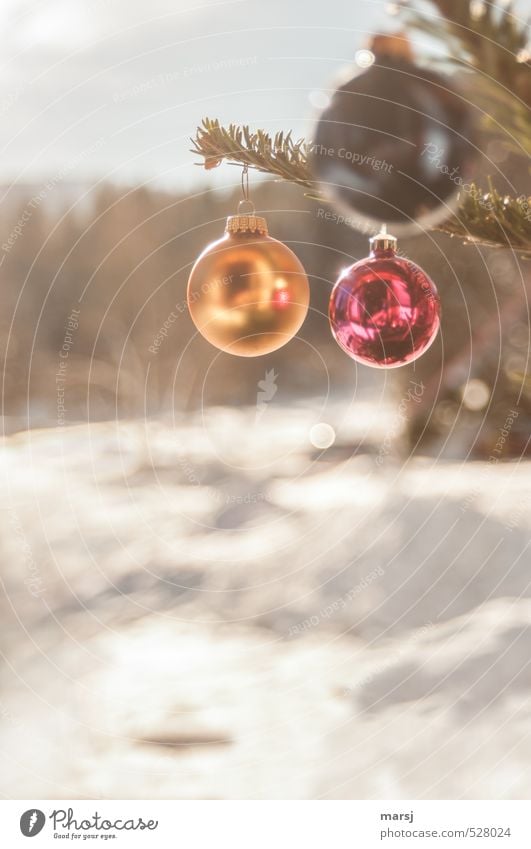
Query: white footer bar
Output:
[[1, 800, 529, 848]]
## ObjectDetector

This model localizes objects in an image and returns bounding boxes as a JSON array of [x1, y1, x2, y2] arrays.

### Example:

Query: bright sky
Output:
[[0, 0, 526, 191], [0, 0, 395, 189]]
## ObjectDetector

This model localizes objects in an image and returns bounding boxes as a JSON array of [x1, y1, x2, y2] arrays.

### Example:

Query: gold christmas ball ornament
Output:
[[187, 205, 310, 356]]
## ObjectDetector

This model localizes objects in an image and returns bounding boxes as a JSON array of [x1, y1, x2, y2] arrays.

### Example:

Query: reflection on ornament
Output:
[[310, 32, 476, 233], [329, 228, 441, 368], [187, 207, 309, 357]]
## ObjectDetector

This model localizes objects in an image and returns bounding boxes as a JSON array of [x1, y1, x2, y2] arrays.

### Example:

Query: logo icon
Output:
[[20, 809, 45, 837], [255, 369, 278, 423]]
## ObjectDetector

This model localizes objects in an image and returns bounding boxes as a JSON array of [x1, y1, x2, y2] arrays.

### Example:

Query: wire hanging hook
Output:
[[242, 164, 249, 202], [238, 164, 255, 215]]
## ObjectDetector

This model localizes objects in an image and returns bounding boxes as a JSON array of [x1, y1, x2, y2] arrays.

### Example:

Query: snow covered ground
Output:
[[0, 409, 530, 799]]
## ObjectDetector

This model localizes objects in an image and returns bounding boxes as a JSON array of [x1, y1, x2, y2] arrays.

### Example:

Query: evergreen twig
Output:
[[401, 0, 531, 155], [191, 118, 531, 255], [191, 118, 314, 189]]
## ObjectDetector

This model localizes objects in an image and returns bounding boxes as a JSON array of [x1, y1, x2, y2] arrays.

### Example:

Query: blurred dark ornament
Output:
[[329, 228, 441, 367], [310, 33, 476, 233]]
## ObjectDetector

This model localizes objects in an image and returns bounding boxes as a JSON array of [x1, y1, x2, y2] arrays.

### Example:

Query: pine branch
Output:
[[191, 118, 531, 255], [409, 0, 529, 76], [191, 118, 315, 190], [401, 0, 531, 155], [433, 182, 531, 253]]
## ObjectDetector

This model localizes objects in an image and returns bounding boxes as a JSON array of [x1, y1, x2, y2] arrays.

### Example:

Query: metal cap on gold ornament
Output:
[[226, 200, 268, 236]]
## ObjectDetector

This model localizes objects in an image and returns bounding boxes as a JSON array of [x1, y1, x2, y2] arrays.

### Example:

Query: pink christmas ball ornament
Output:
[[329, 229, 441, 368]]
